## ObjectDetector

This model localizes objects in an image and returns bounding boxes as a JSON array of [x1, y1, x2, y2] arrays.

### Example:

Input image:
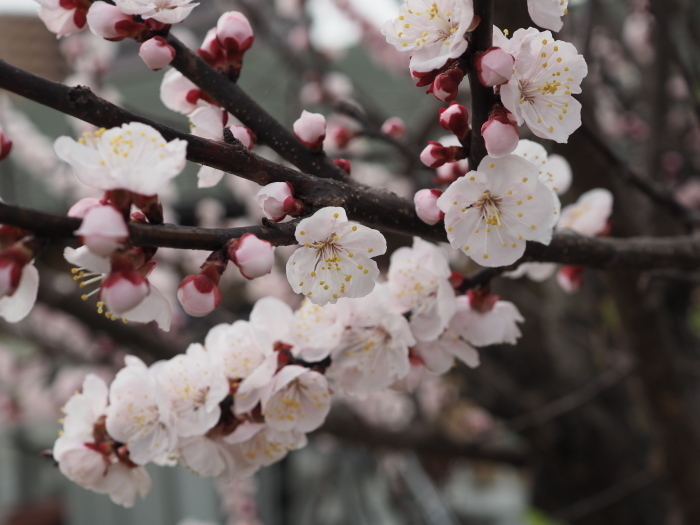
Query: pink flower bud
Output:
[[333, 158, 352, 174], [226, 125, 256, 149], [420, 141, 459, 168], [101, 271, 149, 315], [216, 11, 254, 54], [139, 37, 176, 71], [0, 251, 27, 298], [198, 28, 226, 66], [429, 68, 465, 102], [414, 189, 444, 225], [439, 103, 470, 139], [328, 125, 354, 150], [0, 127, 12, 161], [177, 273, 222, 317], [476, 47, 514, 87], [67, 198, 102, 219], [293, 110, 326, 151], [435, 159, 469, 184], [481, 116, 519, 158], [256, 182, 303, 222], [228, 233, 274, 280], [381, 117, 406, 138], [410, 69, 439, 88], [75, 205, 129, 257], [86, 2, 141, 41], [557, 265, 585, 293]]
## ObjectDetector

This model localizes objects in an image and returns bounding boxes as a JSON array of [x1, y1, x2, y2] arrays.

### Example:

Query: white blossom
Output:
[[437, 154, 558, 267], [286, 207, 387, 305], [450, 295, 524, 346], [288, 300, 344, 362], [557, 188, 613, 236], [114, 0, 199, 24], [500, 29, 587, 143], [513, 139, 572, 195], [54, 122, 187, 195], [413, 328, 480, 373], [387, 237, 456, 342], [0, 263, 39, 323], [382, 0, 475, 73], [527, 0, 569, 32]]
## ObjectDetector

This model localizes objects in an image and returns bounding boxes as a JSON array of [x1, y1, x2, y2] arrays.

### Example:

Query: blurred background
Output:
[[2, 0, 700, 524]]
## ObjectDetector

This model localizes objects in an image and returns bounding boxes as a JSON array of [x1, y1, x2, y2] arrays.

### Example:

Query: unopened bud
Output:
[[481, 116, 519, 157], [439, 103, 470, 139], [410, 69, 439, 88], [381, 117, 406, 139], [429, 68, 465, 102], [198, 28, 226, 66], [75, 205, 129, 257], [177, 273, 222, 317], [294, 110, 326, 151], [256, 182, 304, 222], [216, 11, 254, 54], [333, 158, 352, 174], [101, 271, 149, 315], [139, 37, 176, 71], [420, 141, 461, 168], [226, 125, 256, 149], [414, 189, 445, 225], [228, 234, 274, 280], [476, 47, 514, 87]]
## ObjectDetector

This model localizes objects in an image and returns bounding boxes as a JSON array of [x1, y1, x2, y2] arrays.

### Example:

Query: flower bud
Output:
[[101, 271, 149, 315], [381, 117, 406, 138], [410, 69, 439, 88], [414, 189, 445, 225], [435, 159, 469, 184], [327, 125, 355, 150], [333, 158, 352, 174], [198, 28, 226, 66], [177, 273, 222, 317], [0, 251, 27, 298], [293, 111, 326, 151], [67, 198, 102, 219], [86, 2, 142, 41], [139, 37, 176, 71], [429, 68, 465, 102], [557, 265, 585, 293], [0, 127, 12, 161], [216, 11, 254, 54], [256, 182, 304, 222], [476, 47, 514, 87], [226, 125, 256, 149], [420, 141, 460, 168], [228, 234, 274, 280], [481, 116, 519, 158], [439, 103, 470, 139], [75, 205, 129, 257]]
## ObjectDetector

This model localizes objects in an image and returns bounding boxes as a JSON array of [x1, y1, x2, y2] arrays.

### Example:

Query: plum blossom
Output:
[[413, 328, 480, 374], [500, 29, 587, 143], [65, 246, 173, 331], [74, 204, 129, 257], [451, 292, 524, 346], [414, 189, 444, 225], [293, 111, 326, 150], [288, 300, 344, 362], [387, 237, 456, 342], [0, 262, 39, 323], [557, 188, 613, 236], [114, 0, 199, 25], [228, 234, 275, 280], [54, 122, 187, 195], [513, 139, 572, 195], [53, 374, 152, 507], [476, 47, 515, 87], [155, 343, 229, 438], [160, 69, 210, 115], [286, 207, 387, 305], [35, 0, 90, 38], [139, 37, 176, 70], [527, 0, 569, 32], [382, 0, 475, 73], [261, 365, 331, 432], [437, 154, 558, 267], [105, 356, 177, 465], [328, 285, 414, 395]]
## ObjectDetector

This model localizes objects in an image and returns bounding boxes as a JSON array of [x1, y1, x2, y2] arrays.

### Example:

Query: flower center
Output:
[[476, 192, 502, 226]]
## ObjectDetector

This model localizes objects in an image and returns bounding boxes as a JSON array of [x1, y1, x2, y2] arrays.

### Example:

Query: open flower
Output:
[[35, 0, 89, 38], [557, 188, 613, 236], [382, 0, 475, 73], [527, 0, 569, 32], [286, 207, 387, 305], [513, 139, 572, 195], [500, 29, 587, 143], [437, 154, 558, 267], [114, 0, 199, 24], [54, 122, 187, 195]]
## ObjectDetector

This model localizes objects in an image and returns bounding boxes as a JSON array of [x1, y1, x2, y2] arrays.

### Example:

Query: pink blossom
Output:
[[381, 117, 406, 138], [67, 198, 102, 218], [420, 141, 459, 168], [293, 111, 326, 150], [481, 116, 520, 157], [139, 37, 176, 71], [435, 159, 469, 184], [429, 68, 465, 102], [86, 2, 142, 41], [36, 0, 90, 38], [229, 234, 275, 280], [414, 189, 444, 226], [216, 12, 254, 54], [75, 205, 129, 257], [101, 269, 149, 315], [476, 47, 515, 87], [255, 182, 299, 222]]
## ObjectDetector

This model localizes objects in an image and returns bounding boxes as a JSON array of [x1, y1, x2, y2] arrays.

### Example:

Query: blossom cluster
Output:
[[52, 234, 527, 506]]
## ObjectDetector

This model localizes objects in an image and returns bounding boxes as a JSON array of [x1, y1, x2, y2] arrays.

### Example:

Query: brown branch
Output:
[[166, 35, 348, 182], [318, 407, 529, 466]]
